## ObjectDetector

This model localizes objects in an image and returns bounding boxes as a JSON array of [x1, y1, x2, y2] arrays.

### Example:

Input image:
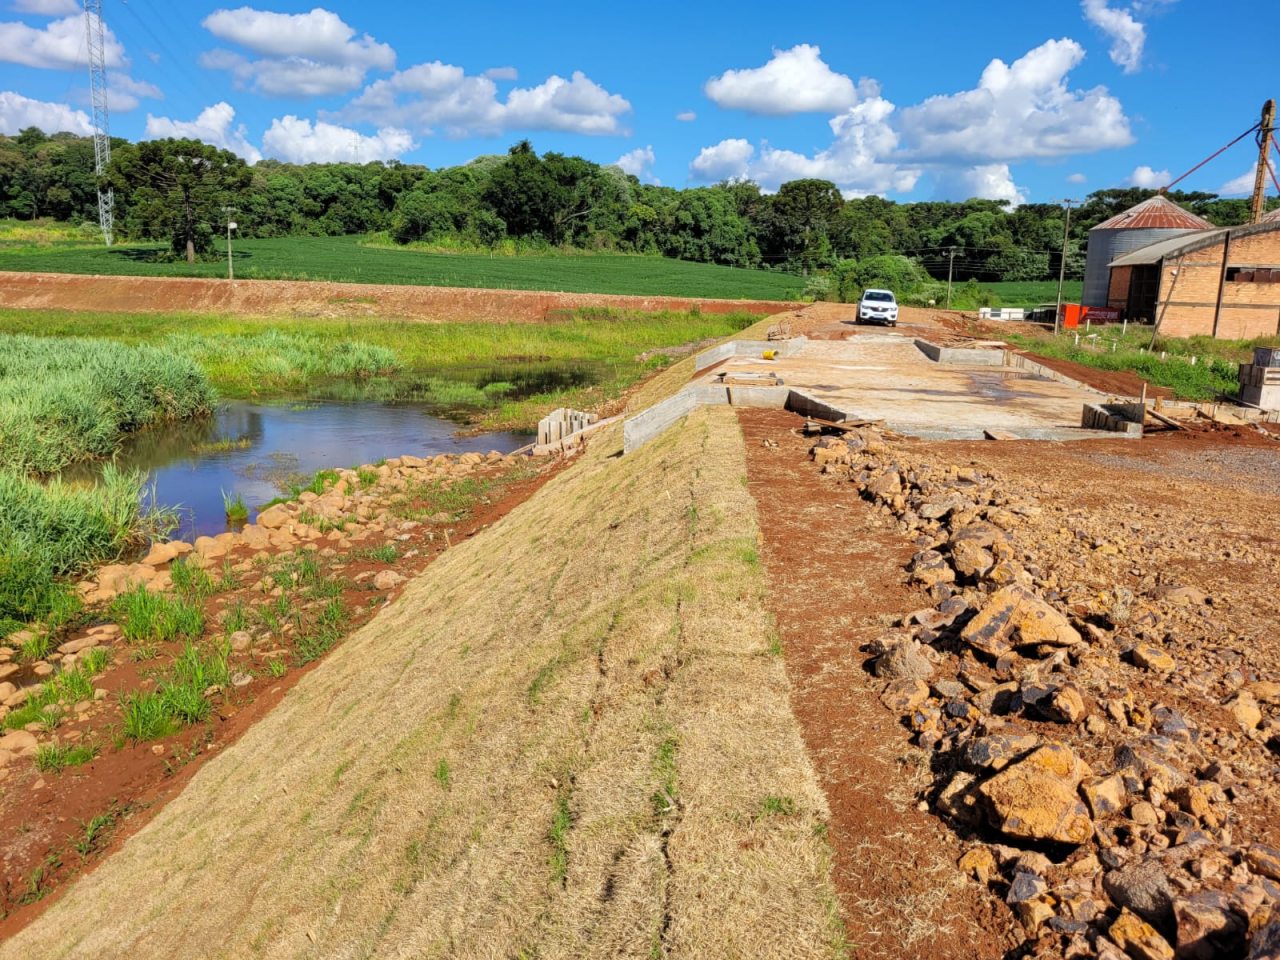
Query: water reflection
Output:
[[64, 401, 530, 540]]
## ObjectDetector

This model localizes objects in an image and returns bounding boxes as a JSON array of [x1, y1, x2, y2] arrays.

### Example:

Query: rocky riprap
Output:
[[809, 430, 1280, 960]]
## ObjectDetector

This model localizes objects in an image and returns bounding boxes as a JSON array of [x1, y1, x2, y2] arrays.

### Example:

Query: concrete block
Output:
[[914, 339, 1008, 366]]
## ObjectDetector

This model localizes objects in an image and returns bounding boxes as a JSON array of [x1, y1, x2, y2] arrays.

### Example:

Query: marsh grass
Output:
[[0, 333, 215, 473], [0, 307, 758, 431], [0, 466, 168, 623], [222, 490, 249, 525]]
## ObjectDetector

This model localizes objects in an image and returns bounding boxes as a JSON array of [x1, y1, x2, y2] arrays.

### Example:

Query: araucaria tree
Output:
[[107, 139, 252, 263]]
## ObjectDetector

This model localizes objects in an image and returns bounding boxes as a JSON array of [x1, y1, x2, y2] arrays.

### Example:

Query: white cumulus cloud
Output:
[[897, 39, 1133, 162], [675, 110, 696, 122], [1127, 165, 1170, 188], [704, 44, 859, 115], [615, 144, 656, 182], [145, 102, 262, 163], [0, 13, 125, 70], [261, 115, 414, 163], [344, 64, 631, 137], [1067, 172, 1088, 184], [1219, 168, 1259, 196], [0, 90, 92, 134], [200, 6, 394, 97], [483, 66, 517, 81], [690, 138, 755, 182], [1081, 0, 1147, 73], [935, 164, 1028, 206], [11, 0, 80, 14], [690, 38, 1132, 202]]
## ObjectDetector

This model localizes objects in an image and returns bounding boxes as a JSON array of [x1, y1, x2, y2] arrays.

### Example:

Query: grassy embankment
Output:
[[0, 405, 847, 959], [0, 307, 759, 430], [0, 229, 804, 300], [1004, 323, 1277, 400]]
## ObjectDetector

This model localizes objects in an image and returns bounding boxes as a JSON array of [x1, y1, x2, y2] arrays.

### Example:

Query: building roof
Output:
[[1109, 218, 1280, 267], [1090, 195, 1215, 231]]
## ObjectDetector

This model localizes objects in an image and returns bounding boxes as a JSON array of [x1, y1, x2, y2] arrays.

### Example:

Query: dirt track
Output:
[[0, 271, 795, 322]]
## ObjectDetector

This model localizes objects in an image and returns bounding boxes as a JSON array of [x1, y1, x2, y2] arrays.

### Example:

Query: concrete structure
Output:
[[623, 333, 1130, 452], [1108, 219, 1280, 338], [1082, 197, 1213, 309]]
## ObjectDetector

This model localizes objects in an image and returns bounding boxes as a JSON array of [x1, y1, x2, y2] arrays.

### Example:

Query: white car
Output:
[[858, 289, 899, 326]]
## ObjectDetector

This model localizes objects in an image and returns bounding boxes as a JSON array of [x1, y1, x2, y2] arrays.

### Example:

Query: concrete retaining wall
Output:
[[914, 339, 1008, 366], [1082, 402, 1144, 436], [694, 336, 809, 372]]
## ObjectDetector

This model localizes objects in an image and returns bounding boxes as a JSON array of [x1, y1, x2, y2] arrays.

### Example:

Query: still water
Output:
[[66, 401, 530, 540]]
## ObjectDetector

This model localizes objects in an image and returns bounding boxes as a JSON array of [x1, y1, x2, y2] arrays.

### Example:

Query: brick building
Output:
[[1105, 219, 1280, 339]]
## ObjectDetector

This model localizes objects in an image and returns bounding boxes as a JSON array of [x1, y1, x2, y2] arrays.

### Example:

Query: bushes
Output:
[[0, 334, 216, 474]]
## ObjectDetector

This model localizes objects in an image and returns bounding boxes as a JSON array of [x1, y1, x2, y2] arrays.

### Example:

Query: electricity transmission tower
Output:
[[84, 0, 114, 245]]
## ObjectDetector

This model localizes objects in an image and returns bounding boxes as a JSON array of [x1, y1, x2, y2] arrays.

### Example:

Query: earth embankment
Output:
[[0, 272, 796, 323], [0, 407, 843, 959]]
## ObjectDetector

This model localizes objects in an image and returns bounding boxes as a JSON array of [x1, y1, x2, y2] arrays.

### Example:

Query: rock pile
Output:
[[76, 451, 515, 604], [809, 429, 1280, 959]]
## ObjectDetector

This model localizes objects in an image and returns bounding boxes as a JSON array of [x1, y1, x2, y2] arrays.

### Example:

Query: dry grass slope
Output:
[[2, 407, 842, 959]]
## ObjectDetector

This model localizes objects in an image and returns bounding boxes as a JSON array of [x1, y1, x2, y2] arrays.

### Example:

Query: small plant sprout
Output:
[[222, 489, 249, 526]]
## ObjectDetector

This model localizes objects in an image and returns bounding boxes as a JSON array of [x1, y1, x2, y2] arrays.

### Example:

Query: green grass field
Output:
[[0, 233, 804, 301], [980, 280, 1083, 307]]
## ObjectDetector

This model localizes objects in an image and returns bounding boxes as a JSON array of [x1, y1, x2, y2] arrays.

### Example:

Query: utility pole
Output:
[[1054, 198, 1077, 335], [1251, 99, 1277, 224], [223, 206, 238, 281], [945, 246, 956, 308], [83, 0, 114, 246]]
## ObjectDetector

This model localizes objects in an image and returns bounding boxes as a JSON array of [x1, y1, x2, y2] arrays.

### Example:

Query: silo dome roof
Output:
[[1091, 195, 1214, 231]]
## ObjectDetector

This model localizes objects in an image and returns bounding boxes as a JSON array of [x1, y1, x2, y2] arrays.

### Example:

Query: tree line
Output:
[[2, 126, 1274, 282]]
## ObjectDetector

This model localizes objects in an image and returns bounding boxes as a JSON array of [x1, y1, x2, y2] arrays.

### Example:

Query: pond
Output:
[[64, 401, 530, 540]]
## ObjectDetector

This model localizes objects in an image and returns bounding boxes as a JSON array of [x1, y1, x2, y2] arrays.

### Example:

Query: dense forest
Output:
[[2, 126, 1274, 289]]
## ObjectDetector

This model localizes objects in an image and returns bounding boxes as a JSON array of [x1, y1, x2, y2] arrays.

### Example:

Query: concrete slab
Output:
[[695, 333, 1120, 442]]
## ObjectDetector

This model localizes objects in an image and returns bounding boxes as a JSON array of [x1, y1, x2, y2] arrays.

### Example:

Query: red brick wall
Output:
[[1148, 229, 1280, 338]]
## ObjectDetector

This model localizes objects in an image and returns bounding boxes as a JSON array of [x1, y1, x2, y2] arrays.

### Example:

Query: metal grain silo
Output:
[[1082, 196, 1213, 306]]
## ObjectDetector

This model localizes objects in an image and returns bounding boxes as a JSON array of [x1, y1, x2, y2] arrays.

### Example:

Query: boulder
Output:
[[909, 550, 955, 588], [1006, 870, 1054, 932], [978, 742, 1093, 845], [873, 640, 935, 681], [961, 733, 1039, 774], [373, 570, 406, 591], [1246, 844, 1280, 882], [1103, 858, 1176, 927], [961, 585, 1081, 659], [1132, 643, 1176, 673], [880, 678, 930, 714], [1250, 906, 1280, 960], [951, 539, 994, 578], [1081, 774, 1127, 819], [257, 506, 291, 530], [0, 730, 38, 756], [1229, 692, 1263, 731], [1173, 891, 1246, 960], [1110, 909, 1174, 960]]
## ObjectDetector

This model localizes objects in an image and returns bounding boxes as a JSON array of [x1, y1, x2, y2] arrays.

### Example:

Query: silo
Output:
[[1082, 196, 1213, 306]]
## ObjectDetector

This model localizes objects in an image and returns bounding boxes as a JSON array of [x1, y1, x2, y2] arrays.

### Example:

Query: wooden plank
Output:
[[1145, 408, 1188, 430], [983, 429, 1020, 441]]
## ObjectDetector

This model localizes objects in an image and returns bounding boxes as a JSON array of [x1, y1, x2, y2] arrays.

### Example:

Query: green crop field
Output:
[[980, 280, 1083, 306], [0, 234, 804, 301]]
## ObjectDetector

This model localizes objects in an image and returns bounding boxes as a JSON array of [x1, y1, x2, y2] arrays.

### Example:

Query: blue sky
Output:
[[0, 0, 1275, 205]]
